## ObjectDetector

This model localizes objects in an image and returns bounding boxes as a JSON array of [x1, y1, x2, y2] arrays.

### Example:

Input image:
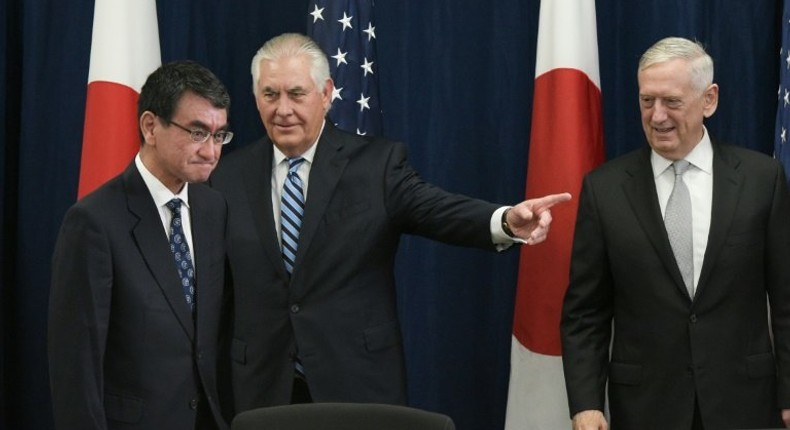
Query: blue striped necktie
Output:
[[166, 198, 196, 311], [281, 157, 306, 274]]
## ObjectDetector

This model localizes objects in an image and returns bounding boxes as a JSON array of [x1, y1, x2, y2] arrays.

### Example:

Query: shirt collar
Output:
[[135, 154, 190, 209], [651, 126, 713, 179]]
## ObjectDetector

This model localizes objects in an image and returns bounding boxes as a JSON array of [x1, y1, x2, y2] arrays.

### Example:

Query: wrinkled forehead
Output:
[[257, 56, 317, 91], [637, 60, 696, 95]]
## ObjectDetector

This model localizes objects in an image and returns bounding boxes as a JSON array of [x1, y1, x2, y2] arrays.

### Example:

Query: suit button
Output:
[[689, 314, 697, 323], [190, 398, 199, 410], [290, 304, 300, 313], [196, 351, 203, 361]]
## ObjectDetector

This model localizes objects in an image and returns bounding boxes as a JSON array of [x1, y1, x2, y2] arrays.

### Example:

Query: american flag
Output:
[[307, 0, 383, 136], [775, 0, 790, 183]]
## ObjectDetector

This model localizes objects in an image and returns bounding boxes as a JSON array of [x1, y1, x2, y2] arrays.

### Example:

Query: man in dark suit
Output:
[[560, 36, 790, 430], [210, 32, 571, 412], [49, 61, 233, 430]]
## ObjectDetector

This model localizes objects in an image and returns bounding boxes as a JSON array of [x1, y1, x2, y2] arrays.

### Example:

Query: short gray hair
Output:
[[639, 37, 714, 93], [250, 33, 331, 95]]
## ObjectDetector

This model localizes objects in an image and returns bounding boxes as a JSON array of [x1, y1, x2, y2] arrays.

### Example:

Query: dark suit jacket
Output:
[[561, 144, 790, 429], [210, 123, 501, 413], [48, 162, 229, 430]]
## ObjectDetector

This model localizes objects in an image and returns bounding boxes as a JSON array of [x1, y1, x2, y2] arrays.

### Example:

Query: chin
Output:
[[188, 168, 215, 183], [184, 176, 207, 184], [274, 134, 301, 146], [650, 138, 679, 151], [276, 141, 306, 156]]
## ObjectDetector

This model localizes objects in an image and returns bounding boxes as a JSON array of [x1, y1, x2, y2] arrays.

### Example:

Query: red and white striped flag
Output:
[[504, 0, 604, 428], [78, 0, 161, 199]]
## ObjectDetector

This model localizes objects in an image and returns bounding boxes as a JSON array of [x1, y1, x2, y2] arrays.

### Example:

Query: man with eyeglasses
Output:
[[49, 60, 232, 430]]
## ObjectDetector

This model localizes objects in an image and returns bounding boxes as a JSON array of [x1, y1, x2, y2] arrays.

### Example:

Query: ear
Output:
[[140, 111, 157, 146], [322, 78, 335, 112], [702, 83, 719, 118]]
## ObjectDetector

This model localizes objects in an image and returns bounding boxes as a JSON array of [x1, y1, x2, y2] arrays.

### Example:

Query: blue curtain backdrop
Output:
[[1, 0, 780, 429]]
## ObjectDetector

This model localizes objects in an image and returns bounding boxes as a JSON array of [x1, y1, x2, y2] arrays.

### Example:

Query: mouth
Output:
[[274, 123, 297, 131], [653, 125, 675, 134], [192, 161, 217, 167]]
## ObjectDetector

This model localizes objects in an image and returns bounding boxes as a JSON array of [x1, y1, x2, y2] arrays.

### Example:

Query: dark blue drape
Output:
[[2, 1, 780, 429]]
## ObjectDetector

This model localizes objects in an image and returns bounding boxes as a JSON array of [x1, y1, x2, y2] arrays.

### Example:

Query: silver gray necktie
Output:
[[664, 160, 694, 298]]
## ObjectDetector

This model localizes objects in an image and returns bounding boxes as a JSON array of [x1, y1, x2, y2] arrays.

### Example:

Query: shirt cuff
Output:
[[491, 206, 526, 251]]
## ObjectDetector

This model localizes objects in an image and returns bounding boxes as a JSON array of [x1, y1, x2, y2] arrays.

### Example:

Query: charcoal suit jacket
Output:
[[561, 144, 790, 429], [49, 162, 229, 430]]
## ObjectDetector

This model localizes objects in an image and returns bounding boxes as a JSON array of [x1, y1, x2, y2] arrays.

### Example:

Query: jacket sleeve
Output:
[[383, 141, 500, 249], [560, 174, 613, 417], [764, 162, 790, 409], [49, 204, 112, 430]]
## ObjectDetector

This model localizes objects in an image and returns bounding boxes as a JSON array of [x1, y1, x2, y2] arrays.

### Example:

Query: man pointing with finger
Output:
[[210, 32, 572, 413]]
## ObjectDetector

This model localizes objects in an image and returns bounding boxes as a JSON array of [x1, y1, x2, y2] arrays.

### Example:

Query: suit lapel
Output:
[[622, 148, 691, 299], [124, 163, 195, 339], [293, 124, 348, 279], [696, 146, 742, 295], [241, 140, 288, 278]]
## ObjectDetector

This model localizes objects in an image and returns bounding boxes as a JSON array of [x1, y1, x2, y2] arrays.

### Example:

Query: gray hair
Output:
[[250, 33, 331, 95], [639, 37, 714, 93]]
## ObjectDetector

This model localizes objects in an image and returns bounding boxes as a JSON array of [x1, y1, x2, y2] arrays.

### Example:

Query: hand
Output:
[[572, 410, 608, 430], [507, 192, 572, 244], [782, 408, 790, 427]]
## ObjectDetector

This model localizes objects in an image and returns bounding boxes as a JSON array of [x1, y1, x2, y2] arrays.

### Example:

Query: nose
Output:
[[197, 140, 220, 160], [651, 101, 668, 123], [274, 96, 293, 117]]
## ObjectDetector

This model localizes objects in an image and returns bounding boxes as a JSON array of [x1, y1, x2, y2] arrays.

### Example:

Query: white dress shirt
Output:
[[651, 128, 713, 294]]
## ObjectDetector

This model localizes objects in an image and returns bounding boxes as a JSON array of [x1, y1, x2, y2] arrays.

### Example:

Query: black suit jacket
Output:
[[49, 162, 229, 430], [561, 144, 790, 429], [210, 123, 500, 412]]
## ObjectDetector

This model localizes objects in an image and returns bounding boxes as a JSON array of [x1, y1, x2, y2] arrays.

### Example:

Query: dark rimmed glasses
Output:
[[168, 119, 234, 145]]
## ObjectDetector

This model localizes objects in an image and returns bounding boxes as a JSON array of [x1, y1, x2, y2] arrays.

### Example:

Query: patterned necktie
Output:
[[664, 160, 694, 298], [281, 159, 307, 378], [281, 157, 306, 274], [166, 198, 196, 311]]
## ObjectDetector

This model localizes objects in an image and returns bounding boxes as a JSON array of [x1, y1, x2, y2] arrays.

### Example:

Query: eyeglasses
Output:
[[168, 119, 234, 145]]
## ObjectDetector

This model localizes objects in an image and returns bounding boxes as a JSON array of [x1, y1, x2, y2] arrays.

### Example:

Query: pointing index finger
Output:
[[530, 192, 572, 211]]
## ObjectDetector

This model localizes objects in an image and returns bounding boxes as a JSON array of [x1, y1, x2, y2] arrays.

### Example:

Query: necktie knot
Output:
[[288, 157, 305, 174], [672, 160, 691, 176], [166, 198, 183, 215]]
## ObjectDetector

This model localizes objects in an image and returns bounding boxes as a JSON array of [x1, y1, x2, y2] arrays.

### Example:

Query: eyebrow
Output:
[[181, 119, 229, 130], [262, 85, 309, 92]]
